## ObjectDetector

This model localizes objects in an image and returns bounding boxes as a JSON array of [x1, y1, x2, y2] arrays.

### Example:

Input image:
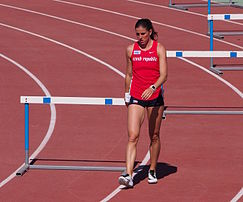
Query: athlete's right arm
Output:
[[124, 45, 133, 105], [125, 45, 133, 94]]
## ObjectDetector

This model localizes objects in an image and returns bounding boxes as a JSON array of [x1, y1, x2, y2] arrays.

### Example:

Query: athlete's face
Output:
[[135, 26, 152, 47]]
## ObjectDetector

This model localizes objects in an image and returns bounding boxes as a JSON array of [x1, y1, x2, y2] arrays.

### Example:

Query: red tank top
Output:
[[130, 41, 161, 100]]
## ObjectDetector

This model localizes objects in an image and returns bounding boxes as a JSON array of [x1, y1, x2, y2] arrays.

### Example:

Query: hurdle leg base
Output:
[[207, 32, 224, 39], [169, 4, 188, 10], [210, 67, 223, 75], [29, 164, 126, 172], [213, 66, 243, 71], [231, 4, 243, 8], [16, 164, 29, 176]]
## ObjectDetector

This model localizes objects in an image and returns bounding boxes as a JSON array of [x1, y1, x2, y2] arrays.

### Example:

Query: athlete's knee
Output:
[[128, 131, 139, 144]]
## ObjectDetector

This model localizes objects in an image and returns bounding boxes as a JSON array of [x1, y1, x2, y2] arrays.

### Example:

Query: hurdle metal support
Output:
[[169, 0, 234, 10], [163, 110, 243, 117], [28, 165, 125, 172], [210, 66, 223, 74], [16, 103, 30, 176], [213, 31, 243, 38], [212, 65, 243, 71]]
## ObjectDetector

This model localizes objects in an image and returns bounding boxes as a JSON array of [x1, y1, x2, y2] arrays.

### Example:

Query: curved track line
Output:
[[0, 23, 125, 78], [180, 58, 243, 98], [0, 6, 242, 200], [231, 187, 243, 202], [1, 5, 243, 200], [0, 53, 56, 188], [0, 6, 242, 98], [127, 0, 243, 26], [0, 3, 135, 42], [100, 151, 150, 202], [0, 20, 151, 200], [52, 0, 243, 49], [0, 22, 126, 189]]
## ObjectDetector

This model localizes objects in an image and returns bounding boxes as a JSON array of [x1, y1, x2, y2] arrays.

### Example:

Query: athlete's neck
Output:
[[138, 39, 153, 50]]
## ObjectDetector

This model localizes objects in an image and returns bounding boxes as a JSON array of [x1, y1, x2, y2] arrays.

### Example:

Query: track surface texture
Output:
[[0, 0, 242, 201]]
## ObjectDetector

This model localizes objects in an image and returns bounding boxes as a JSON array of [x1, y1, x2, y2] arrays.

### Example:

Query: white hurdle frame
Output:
[[17, 95, 243, 176], [207, 14, 243, 74]]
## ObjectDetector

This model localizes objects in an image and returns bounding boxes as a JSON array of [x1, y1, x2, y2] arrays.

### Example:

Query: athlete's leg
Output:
[[147, 105, 164, 171], [126, 104, 145, 176]]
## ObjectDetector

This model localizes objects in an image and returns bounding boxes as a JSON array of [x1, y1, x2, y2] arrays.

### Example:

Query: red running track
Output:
[[0, 0, 243, 201]]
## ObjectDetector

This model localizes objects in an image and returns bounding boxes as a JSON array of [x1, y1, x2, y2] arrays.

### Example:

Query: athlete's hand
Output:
[[141, 87, 154, 100], [124, 92, 131, 107]]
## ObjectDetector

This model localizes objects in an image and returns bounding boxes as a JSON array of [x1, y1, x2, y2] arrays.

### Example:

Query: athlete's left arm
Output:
[[154, 42, 168, 88]]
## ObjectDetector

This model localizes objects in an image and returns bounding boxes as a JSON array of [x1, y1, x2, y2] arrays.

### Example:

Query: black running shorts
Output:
[[128, 94, 164, 108]]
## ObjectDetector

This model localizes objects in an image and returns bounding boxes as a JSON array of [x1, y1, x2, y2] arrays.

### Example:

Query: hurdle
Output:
[[17, 95, 243, 176], [208, 14, 243, 39], [208, 12, 243, 74], [169, 0, 234, 10], [166, 50, 243, 57]]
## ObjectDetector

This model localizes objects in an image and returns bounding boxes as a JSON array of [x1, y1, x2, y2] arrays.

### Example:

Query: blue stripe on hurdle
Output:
[[230, 52, 237, 58], [176, 52, 183, 57], [224, 15, 230, 20], [43, 97, 51, 104], [105, 98, 112, 105]]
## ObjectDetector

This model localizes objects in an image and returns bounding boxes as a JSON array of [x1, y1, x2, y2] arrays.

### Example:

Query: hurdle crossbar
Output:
[[166, 51, 243, 58], [17, 96, 243, 176], [208, 14, 243, 20]]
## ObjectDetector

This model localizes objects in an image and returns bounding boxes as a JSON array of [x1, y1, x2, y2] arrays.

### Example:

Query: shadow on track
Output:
[[133, 162, 177, 186]]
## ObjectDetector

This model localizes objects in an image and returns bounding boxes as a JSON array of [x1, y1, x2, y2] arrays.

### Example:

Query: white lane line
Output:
[[127, 0, 243, 26], [0, 3, 135, 42], [100, 151, 150, 202], [0, 22, 126, 188], [0, 23, 125, 78], [0, 53, 56, 188], [1, 3, 242, 97], [52, 0, 243, 50], [179, 58, 243, 98], [0, 20, 147, 200], [231, 187, 243, 202], [1, 3, 242, 200], [0, 3, 242, 98]]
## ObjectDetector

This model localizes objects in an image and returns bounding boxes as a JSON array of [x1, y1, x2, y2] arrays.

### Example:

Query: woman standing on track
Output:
[[118, 18, 168, 188]]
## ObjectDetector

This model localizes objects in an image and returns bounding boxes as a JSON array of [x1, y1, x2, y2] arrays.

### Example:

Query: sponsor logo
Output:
[[133, 99, 138, 103], [149, 51, 155, 54], [133, 50, 141, 55]]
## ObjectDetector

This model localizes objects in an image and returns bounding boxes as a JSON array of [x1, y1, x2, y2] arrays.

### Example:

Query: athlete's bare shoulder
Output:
[[126, 43, 135, 58], [157, 42, 166, 57]]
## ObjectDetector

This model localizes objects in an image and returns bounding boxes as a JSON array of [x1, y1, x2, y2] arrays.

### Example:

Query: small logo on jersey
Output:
[[149, 51, 155, 54], [133, 99, 138, 103], [133, 50, 141, 55]]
